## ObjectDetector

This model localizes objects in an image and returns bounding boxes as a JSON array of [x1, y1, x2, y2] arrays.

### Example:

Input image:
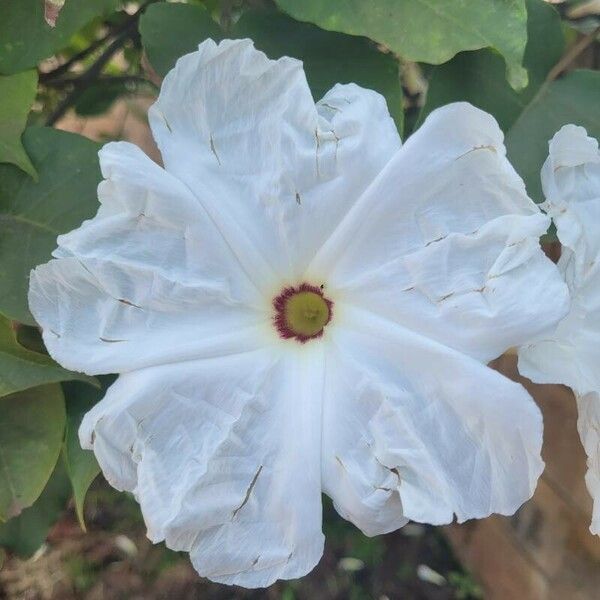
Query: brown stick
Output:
[[546, 24, 600, 83]]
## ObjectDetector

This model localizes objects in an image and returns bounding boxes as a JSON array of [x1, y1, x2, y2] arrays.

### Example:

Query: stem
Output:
[[546, 25, 600, 83], [46, 26, 137, 125], [44, 1, 158, 125], [44, 74, 156, 89], [39, 27, 114, 85]]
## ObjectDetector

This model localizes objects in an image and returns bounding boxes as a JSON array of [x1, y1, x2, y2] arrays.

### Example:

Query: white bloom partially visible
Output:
[[519, 124, 600, 534], [29, 39, 569, 588]]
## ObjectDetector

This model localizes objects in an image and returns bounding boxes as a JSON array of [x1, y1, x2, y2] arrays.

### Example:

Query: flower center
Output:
[[273, 283, 332, 342]]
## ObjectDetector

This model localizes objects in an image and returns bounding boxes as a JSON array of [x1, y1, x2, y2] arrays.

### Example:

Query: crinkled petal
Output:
[[323, 305, 543, 529], [29, 142, 269, 375], [322, 345, 408, 536], [79, 346, 325, 587], [520, 125, 600, 394], [309, 103, 568, 362], [289, 83, 402, 278], [541, 123, 600, 208], [148, 39, 401, 279], [519, 124, 600, 534]]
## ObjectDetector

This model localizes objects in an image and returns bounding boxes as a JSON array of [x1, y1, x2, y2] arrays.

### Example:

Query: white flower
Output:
[[519, 124, 600, 534], [29, 39, 569, 588]]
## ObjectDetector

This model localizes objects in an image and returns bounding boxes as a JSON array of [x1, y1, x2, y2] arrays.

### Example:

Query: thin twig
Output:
[[46, 26, 136, 125], [44, 74, 156, 89], [40, 2, 156, 84], [44, 1, 158, 125], [39, 27, 114, 84], [546, 24, 600, 83]]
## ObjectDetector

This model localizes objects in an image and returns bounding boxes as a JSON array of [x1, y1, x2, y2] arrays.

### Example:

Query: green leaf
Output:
[[275, 0, 529, 89], [0, 0, 119, 74], [0, 459, 71, 557], [519, 0, 565, 90], [0, 314, 96, 397], [0, 384, 66, 521], [506, 70, 600, 202], [140, 2, 222, 77], [233, 10, 403, 131], [419, 0, 563, 131], [415, 0, 596, 203], [0, 71, 38, 178], [0, 127, 102, 325], [74, 79, 128, 117], [62, 380, 106, 530], [15, 323, 47, 354], [141, 5, 403, 131]]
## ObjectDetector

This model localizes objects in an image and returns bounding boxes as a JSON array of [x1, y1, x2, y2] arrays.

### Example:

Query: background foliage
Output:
[[0, 0, 599, 596]]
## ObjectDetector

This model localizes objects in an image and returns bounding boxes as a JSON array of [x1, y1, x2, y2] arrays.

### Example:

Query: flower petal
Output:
[[148, 39, 400, 280], [288, 83, 402, 278], [29, 142, 269, 375], [323, 305, 543, 530], [519, 125, 600, 534], [520, 126, 600, 393], [309, 103, 568, 362], [80, 346, 325, 587], [541, 123, 600, 208]]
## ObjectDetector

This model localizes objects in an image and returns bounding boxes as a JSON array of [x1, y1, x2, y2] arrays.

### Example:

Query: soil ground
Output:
[[0, 480, 481, 600]]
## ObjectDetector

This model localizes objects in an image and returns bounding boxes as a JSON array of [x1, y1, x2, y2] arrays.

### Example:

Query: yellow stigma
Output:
[[284, 291, 330, 338]]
